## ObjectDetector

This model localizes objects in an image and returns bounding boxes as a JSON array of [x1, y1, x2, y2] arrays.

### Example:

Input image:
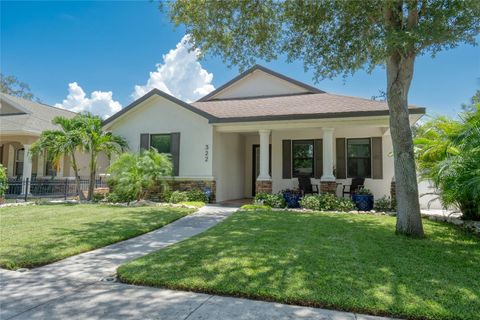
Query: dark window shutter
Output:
[[336, 138, 346, 179], [314, 139, 323, 179], [170, 132, 180, 176], [282, 140, 292, 179], [372, 137, 383, 179], [140, 134, 150, 151]]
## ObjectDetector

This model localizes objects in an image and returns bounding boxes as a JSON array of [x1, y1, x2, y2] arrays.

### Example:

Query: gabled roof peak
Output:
[[197, 64, 324, 102]]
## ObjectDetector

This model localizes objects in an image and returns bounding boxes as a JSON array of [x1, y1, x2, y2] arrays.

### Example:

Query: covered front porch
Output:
[[212, 117, 394, 203]]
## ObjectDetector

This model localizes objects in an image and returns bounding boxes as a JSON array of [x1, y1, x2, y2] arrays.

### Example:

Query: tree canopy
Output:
[[166, 0, 479, 80], [0, 73, 37, 101]]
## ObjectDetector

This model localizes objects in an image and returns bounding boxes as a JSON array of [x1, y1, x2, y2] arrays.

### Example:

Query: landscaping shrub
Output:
[[254, 193, 286, 208], [186, 189, 208, 202], [414, 93, 480, 220], [107, 149, 173, 203], [92, 192, 106, 203], [300, 194, 355, 212], [374, 196, 392, 212], [169, 191, 189, 203], [0, 164, 7, 199]]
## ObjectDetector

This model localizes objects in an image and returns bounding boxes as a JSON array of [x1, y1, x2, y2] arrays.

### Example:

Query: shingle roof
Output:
[[0, 93, 76, 134], [191, 92, 425, 123]]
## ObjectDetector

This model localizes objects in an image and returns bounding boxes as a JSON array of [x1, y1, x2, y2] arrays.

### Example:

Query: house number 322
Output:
[[204, 144, 209, 162]]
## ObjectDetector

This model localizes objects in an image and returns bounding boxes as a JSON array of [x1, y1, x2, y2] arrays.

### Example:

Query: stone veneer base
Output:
[[149, 180, 216, 203], [256, 180, 272, 194], [320, 181, 337, 194]]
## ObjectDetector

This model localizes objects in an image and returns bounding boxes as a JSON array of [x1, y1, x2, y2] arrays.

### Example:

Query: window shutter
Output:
[[314, 139, 323, 179], [282, 140, 292, 179], [336, 138, 346, 179], [372, 137, 383, 179], [170, 132, 180, 176], [140, 134, 149, 151]]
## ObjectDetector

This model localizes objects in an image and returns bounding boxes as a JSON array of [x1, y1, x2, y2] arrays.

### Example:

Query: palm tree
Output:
[[77, 113, 128, 200], [414, 95, 480, 220], [30, 116, 86, 200]]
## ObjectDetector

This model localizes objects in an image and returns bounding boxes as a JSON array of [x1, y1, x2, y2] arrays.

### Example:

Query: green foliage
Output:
[[0, 164, 7, 198], [118, 211, 480, 320], [0, 204, 192, 269], [165, 1, 479, 80], [0, 73, 36, 101], [415, 93, 480, 220], [240, 204, 271, 211], [254, 192, 286, 208], [300, 194, 355, 212], [92, 192, 106, 203], [76, 113, 128, 200], [356, 187, 373, 196], [169, 191, 189, 204], [186, 189, 208, 202], [374, 196, 393, 212], [108, 149, 173, 203]]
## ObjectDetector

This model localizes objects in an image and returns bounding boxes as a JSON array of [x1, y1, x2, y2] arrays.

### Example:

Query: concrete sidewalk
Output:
[[0, 205, 395, 320]]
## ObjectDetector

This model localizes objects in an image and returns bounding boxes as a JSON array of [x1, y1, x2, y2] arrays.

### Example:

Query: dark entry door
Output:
[[251, 144, 272, 196]]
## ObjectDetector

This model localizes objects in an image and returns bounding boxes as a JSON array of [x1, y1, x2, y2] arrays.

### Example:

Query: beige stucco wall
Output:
[[213, 131, 245, 202], [209, 70, 309, 100], [270, 127, 393, 200], [105, 95, 214, 179]]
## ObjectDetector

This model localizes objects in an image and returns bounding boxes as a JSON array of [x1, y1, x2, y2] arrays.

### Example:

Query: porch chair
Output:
[[298, 175, 318, 195], [342, 177, 365, 198]]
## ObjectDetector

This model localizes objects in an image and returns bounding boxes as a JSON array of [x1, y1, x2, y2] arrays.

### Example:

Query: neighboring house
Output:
[[0, 93, 109, 188], [103, 65, 427, 204]]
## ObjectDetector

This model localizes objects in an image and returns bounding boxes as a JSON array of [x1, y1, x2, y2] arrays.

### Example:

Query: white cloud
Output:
[[55, 82, 122, 118], [132, 34, 215, 102]]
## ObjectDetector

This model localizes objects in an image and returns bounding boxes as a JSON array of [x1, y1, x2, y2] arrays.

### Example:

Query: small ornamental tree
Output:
[[163, 0, 480, 236], [107, 149, 173, 202], [77, 113, 128, 200]]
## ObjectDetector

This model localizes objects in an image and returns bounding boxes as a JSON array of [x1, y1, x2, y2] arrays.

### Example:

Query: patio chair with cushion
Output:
[[342, 177, 365, 198], [298, 175, 319, 195]]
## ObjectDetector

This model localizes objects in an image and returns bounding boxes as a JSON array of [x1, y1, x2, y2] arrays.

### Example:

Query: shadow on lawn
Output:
[[118, 211, 480, 320], [0, 207, 188, 270]]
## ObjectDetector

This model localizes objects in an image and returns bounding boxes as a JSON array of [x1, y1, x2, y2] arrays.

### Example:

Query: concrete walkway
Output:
[[0, 205, 394, 320]]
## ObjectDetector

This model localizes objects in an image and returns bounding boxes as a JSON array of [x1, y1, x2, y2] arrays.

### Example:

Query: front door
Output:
[[252, 144, 272, 196]]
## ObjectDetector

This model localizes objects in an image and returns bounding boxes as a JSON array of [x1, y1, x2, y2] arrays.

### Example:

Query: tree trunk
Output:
[[387, 52, 424, 237], [88, 151, 96, 201], [70, 152, 86, 201]]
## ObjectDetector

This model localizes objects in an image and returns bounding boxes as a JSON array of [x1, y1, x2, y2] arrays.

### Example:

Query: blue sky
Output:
[[1, 1, 479, 118]]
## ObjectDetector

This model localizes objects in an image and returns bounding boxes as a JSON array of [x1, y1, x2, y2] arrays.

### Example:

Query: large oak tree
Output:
[[163, 0, 479, 236]]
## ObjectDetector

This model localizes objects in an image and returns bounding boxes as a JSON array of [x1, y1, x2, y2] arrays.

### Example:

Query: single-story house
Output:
[[103, 65, 426, 204], [0, 93, 108, 193]]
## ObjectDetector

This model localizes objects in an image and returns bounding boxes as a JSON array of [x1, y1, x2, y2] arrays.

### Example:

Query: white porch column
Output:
[[7, 144, 15, 178], [21, 144, 33, 194], [257, 129, 271, 181], [321, 128, 335, 181]]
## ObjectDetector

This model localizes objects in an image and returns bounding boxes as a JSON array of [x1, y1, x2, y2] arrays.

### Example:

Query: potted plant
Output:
[[281, 189, 302, 208], [352, 187, 374, 211]]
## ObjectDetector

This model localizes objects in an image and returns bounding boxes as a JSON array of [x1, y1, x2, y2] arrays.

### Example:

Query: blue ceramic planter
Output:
[[283, 192, 301, 208], [352, 194, 374, 211]]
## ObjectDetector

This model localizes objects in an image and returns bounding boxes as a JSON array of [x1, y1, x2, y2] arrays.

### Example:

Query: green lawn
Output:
[[0, 204, 194, 270], [118, 210, 480, 320]]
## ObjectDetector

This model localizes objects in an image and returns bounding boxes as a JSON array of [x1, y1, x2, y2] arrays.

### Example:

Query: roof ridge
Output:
[[193, 91, 322, 103], [0, 92, 77, 114]]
